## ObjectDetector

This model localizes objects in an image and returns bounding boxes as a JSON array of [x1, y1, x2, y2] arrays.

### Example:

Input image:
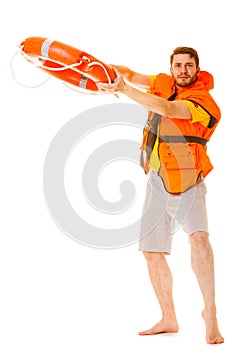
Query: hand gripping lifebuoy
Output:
[[19, 37, 116, 92]]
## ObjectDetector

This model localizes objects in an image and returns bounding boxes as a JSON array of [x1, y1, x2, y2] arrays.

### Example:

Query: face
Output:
[[170, 54, 199, 87]]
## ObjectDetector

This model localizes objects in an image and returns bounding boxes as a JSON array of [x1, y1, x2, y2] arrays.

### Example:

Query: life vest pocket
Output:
[[161, 143, 197, 170], [159, 143, 202, 194]]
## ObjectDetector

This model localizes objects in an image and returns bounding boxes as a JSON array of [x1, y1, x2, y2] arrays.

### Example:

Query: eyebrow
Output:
[[173, 62, 194, 65]]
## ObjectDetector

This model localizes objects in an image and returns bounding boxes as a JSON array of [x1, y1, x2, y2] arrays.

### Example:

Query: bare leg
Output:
[[139, 252, 179, 335], [190, 231, 224, 344]]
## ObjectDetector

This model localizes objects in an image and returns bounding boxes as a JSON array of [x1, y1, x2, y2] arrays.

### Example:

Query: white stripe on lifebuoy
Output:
[[80, 75, 88, 89], [41, 38, 54, 58]]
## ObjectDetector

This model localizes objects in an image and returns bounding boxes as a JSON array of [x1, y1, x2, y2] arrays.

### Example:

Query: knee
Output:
[[189, 231, 209, 249], [143, 251, 165, 264]]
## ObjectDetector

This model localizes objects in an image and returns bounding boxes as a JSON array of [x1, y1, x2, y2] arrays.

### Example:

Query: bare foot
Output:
[[202, 310, 224, 344], [139, 319, 179, 336]]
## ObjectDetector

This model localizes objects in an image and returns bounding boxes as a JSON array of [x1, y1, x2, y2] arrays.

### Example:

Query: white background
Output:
[[1, 0, 239, 349]]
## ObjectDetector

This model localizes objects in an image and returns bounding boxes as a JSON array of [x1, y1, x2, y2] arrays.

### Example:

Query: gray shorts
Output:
[[139, 171, 209, 254]]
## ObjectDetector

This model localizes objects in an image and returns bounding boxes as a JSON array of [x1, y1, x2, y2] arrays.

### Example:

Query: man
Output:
[[97, 47, 224, 344]]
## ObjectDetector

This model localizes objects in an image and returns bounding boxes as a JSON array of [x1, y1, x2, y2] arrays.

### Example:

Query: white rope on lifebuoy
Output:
[[11, 42, 114, 91], [18, 44, 112, 83], [10, 49, 50, 88]]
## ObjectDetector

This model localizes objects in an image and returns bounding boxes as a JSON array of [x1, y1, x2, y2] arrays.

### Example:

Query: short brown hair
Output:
[[170, 47, 199, 67]]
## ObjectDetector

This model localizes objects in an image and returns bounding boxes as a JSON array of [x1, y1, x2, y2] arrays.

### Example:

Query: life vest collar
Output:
[[174, 71, 214, 93]]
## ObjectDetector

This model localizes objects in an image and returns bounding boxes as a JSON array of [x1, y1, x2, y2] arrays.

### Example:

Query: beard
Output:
[[174, 72, 198, 87]]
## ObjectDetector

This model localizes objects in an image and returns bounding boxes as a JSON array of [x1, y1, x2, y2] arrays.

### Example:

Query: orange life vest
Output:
[[142, 71, 221, 194]]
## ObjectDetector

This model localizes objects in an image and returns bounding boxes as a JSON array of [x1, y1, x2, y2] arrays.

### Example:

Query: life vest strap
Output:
[[159, 135, 208, 145]]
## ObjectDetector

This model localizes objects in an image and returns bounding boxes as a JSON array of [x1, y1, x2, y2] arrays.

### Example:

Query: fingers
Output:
[[144, 159, 150, 174], [96, 67, 125, 94]]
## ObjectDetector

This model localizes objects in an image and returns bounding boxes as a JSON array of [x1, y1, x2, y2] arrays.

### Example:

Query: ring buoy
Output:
[[20, 37, 116, 92]]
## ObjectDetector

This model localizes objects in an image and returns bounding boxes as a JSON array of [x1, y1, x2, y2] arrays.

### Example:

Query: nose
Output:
[[180, 65, 187, 73]]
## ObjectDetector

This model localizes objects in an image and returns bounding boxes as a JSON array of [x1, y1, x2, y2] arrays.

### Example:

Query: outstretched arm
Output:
[[98, 69, 192, 120], [112, 65, 151, 90], [123, 83, 191, 119]]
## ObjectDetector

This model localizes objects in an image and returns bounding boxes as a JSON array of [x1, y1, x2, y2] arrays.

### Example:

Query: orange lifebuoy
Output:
[[20, 37, 116, 92]]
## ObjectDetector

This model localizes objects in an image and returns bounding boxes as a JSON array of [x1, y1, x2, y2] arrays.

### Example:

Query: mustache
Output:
[[178, 74, 190, 78]]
